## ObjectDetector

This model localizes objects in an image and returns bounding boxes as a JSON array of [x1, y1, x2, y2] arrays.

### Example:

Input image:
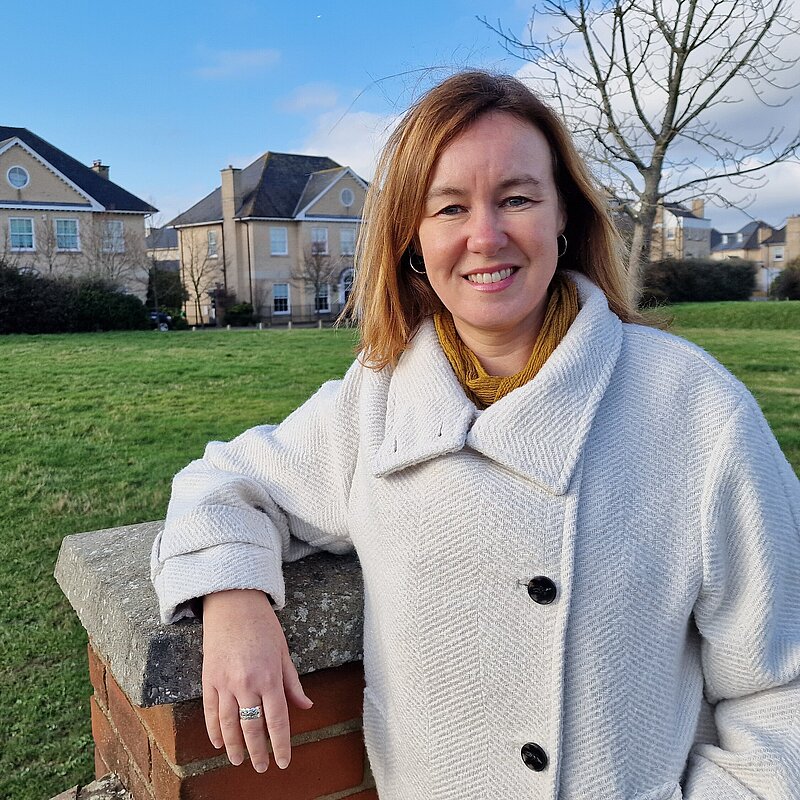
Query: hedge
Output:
[[0, 264, 149, 334], [642, 258, 756, 304]]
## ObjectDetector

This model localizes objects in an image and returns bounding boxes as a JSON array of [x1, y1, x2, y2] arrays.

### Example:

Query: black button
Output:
[[527, 576, 557, 604], [521, 742, 548, 771]]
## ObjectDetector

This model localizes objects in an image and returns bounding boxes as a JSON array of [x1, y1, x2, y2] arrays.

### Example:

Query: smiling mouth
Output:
[[465, 267, 516, 284]]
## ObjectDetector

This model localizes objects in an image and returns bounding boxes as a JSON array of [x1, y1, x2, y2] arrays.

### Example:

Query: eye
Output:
[[504, 195, 533, 208], [436, 204, 464, 216]]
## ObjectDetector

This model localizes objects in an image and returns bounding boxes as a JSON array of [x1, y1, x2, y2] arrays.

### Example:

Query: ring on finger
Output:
[[239, 706, 263, 721]]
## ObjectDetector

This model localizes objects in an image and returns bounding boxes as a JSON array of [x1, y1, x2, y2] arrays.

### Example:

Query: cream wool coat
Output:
[[152, 274, 800, 800]]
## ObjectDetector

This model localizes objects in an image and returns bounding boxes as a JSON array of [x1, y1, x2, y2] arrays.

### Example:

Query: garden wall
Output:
[[55, 521, 376, 800]]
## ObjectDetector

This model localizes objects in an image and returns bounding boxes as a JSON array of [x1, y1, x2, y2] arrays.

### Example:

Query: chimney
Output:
[[691, 199, 705, 219], [220, 165, 243, 300], [91, 160, 110, 180]]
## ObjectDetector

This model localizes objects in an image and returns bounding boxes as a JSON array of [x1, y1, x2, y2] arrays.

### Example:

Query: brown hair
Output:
[[346, 70, 640, 369]]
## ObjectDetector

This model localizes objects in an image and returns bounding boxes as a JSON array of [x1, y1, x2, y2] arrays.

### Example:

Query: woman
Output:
[[152, 72, 800, 799]]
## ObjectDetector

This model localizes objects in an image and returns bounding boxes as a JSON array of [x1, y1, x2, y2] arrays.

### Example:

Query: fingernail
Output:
[[277, 757, 289, 769], [254, 762, 268, 773], [229, 754, 243, 766]]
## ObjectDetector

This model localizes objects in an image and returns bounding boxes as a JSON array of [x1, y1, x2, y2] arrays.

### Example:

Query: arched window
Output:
[[340, 268, 354, 306]]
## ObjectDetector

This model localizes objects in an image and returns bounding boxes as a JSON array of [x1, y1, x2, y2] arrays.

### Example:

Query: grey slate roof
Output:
[[761, 226, 786, 246], [663, 202, 701, 220], [712, 220, 766, 253], [169, 152, 347, 226], [146, 226, 178, 249], [0, 126, 156, 213]]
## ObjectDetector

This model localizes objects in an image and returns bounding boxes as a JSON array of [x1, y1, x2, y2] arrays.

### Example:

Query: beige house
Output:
[[169, 152, 366, 325], [651, 200, 712, 261], [0, 126, 155, 297], [712, 216, 800, 292]]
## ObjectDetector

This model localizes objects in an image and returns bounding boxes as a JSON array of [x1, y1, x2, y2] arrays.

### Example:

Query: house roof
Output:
[[711, 220, 768, 253], [761, 226, 786, 246], [663, 202, 706, 220], [0, 126, 156, 213], [146, 226, 178, 249], [169, 152, 352, 226]]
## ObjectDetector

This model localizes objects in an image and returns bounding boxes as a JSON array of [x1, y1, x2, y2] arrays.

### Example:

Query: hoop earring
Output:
[[409, 251, 426, 274], [557, 234, 568, 259]]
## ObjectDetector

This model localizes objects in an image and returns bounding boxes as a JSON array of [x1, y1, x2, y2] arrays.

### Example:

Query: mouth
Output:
[[464, 267, 517, 285]]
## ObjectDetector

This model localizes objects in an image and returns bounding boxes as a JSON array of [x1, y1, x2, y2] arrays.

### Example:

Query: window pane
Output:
[[10, 218, 34, 250], [103, 220, 125, 252], [273, 283, 289, 313], [270, 227, 288, 255], [340, 228, 355, 256], [207, 231, 218, 257], [56, 219, 79, 250], [311, 227, 328, 255], [315, 284, 329, 312]]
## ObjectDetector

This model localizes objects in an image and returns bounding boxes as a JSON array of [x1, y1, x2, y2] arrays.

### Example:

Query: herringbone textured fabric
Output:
[[153, 273, 800, 800]]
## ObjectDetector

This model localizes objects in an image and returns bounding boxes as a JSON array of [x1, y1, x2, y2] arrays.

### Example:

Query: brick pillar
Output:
[[88, 645, 377, 800]]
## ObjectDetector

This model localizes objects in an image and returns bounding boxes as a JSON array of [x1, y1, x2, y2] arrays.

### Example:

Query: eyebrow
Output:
[[425, 174, 543, 202]]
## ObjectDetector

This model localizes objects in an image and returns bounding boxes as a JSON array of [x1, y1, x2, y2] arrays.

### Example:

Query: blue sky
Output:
[[7, 0, 798, 231]]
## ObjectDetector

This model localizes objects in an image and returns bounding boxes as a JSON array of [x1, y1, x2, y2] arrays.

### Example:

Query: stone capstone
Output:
[[55, 521, 364, 707]]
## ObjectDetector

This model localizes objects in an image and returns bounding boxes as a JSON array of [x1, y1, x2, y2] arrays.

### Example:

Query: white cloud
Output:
[[279, 83, 340, 113], [297, 108, 401, 181], [193, 48, 280, 80]]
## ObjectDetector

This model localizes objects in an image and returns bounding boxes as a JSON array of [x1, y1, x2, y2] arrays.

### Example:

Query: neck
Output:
[[452, 309, 546, 377]]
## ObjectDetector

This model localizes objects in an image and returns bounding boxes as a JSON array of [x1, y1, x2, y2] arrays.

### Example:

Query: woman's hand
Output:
[[201, 589, 314, 772]]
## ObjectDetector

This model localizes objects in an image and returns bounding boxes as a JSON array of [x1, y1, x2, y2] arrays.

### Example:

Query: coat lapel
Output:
[[371, 273, 623, 495]]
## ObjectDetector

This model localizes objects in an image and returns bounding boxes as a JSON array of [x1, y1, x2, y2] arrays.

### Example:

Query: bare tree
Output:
[[33, 216, 59, 275], [180, 232, 224, 325], [482, 0, 800, 292], [83, 218, 149, 291], [291, 244, 339, 315]]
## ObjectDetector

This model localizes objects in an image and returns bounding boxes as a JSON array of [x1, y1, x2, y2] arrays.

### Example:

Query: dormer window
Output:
[[7, 166, 29, 189]]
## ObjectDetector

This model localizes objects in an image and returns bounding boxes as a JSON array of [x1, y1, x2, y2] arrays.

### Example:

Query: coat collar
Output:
[[371, 272, 623, 495]]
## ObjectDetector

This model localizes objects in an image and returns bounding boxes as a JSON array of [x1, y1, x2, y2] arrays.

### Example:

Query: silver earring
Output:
[[409, 252, 426, 274], [557, 234, 568, 258]]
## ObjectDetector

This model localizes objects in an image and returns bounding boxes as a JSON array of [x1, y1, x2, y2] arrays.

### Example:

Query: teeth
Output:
[[467, 268, 513, 284]]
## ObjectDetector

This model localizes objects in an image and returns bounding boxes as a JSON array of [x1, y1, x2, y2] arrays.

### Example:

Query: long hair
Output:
[[346, 70, 639, 370]]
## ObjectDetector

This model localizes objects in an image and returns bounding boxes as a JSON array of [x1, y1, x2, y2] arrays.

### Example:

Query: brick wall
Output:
[[88, 644, 377, 800]]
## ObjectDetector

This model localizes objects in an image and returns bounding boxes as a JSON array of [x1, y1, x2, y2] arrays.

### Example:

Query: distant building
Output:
[[0, 126, 155, 296], [169, 152, 366, 325], [146, 226, 179, 272], [712, 216, 800, 292], [651, 200, 711, 261]]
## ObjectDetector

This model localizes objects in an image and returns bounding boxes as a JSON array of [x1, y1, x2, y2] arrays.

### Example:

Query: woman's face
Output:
[[417, 111, 566, 349]]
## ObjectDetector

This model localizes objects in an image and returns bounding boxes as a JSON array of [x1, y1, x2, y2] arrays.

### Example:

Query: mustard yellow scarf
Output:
[[434, 271, 579, 409]]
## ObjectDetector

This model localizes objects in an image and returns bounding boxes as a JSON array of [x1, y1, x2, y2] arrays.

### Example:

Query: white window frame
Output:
[[315, 283, 330, 313], [340, 228, 355, 257], [273, 283, 290, 315], [311, 227, 328, 256], [270, 227, 288, 256], [9, 217, 35, 251], [773, 247, 784, 262], [55, 218, 80, 251], [340, 187, 354, 207], [207, 230, 218, 257], [7, 166, 30, 189], [102, 220, 125, 253]]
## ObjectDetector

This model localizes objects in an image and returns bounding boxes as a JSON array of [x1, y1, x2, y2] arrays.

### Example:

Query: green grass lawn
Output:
[[1, 306, 798, 799]]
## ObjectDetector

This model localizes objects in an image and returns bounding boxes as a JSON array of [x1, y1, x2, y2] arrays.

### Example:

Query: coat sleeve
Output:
[[685, 391, 800, 799], [150, 360, 364, 623]]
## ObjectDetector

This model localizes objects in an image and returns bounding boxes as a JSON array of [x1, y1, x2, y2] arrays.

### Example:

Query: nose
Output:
[[466, 207, 507, 256]]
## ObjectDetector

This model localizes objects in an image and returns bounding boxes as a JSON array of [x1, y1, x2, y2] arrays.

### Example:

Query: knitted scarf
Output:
[[434, 271, 579, 409]]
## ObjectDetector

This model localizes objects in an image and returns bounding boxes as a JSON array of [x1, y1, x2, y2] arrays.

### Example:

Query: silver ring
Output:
[[239, 706, 263, 721]]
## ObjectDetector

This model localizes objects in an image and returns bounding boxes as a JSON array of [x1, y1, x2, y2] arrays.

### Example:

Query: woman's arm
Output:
[[686, 393, 800, 798]]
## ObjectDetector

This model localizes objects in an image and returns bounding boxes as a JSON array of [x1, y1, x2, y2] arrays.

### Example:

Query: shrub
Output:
[[642, 258, 756, 304], [225, 302, 256, 326], [770, 259, 800, 300], [0, 265, 149, 333]]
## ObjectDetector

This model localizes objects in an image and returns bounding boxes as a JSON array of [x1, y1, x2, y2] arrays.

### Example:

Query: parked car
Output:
[[149, 310, 172, 331]]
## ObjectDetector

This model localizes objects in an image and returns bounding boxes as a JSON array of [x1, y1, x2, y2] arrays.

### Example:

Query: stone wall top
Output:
[[55, 521, 364, 707]]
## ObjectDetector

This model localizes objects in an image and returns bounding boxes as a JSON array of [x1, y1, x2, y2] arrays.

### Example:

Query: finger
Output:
[[262, 683, 292, 769], [218, 692, 247, 766], [282, 649, 314, 710], [202, 684, 224, 749], [238, 700, 272, 773]]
